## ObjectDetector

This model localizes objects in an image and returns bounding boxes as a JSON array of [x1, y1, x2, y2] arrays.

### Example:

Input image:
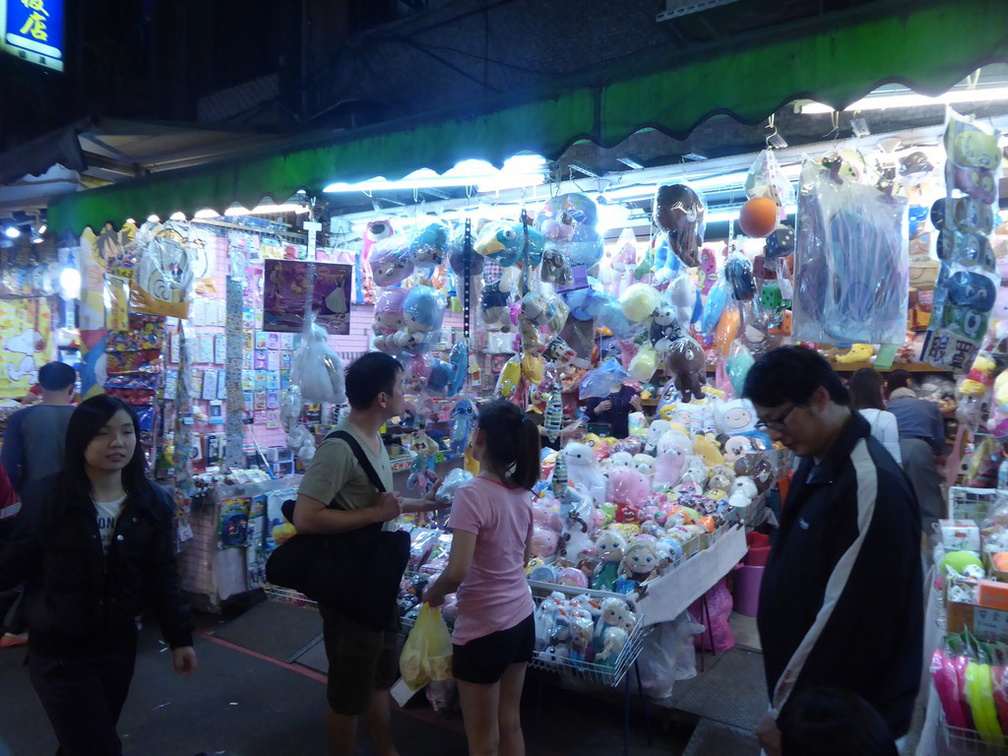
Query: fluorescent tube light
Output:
[[324, 156, 547, 194], [800, 85, 1008, 114]]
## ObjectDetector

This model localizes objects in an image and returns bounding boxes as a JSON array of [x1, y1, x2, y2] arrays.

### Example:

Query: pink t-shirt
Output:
[[448, 476, 535, 646]]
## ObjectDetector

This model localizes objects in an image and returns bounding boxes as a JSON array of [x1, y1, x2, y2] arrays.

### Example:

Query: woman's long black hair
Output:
[[61, 395, 147, 503], [478, 400, 541, 490], [848, 368, 887, 411]]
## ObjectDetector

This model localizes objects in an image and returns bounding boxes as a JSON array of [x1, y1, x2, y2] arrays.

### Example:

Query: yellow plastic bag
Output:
[[400, 604, 453, 689]]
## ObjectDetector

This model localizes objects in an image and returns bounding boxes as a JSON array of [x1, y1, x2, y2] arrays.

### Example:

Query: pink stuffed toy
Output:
[[530, 524, 560, 559], [606, 466, 651, 523], [653, 433, 688, 490]]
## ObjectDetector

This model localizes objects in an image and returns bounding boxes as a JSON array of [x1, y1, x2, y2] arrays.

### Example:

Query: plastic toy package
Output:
[[792, 158, 909, 345], [922, 109, 1003, 370], [290, 311, 346, 404], [130, 222, 195, 319]]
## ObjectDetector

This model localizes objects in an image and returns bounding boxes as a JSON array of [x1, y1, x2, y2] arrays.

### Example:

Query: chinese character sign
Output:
[[0, 0, 64, 72]]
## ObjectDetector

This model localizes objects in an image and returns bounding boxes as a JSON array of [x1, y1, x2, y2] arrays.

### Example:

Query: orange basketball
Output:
[[739, 197, 779, 238]]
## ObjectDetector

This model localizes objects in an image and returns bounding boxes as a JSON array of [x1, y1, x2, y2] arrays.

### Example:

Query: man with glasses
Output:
[[743, 346, 922, 755]]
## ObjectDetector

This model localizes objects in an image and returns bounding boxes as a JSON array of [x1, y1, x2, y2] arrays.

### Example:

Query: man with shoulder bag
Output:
[[288, 352, 443, 756]]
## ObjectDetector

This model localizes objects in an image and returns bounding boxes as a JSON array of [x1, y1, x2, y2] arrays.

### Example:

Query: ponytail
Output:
[[478, 400, 542, 491]]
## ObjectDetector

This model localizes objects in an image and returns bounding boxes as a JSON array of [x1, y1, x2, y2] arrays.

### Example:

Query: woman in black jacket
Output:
[[0, 395, 196, 755]]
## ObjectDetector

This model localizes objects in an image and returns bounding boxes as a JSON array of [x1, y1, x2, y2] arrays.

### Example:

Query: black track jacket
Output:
[[757, 411, 923, 738]]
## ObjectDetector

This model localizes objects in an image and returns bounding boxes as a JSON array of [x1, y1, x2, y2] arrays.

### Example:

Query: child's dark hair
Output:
[[848, 368, 886, 411], [778, 687, 898, 756], [62, 395, 147, 503], [345, 352, 403, 410], [478, 400, 541, 490]]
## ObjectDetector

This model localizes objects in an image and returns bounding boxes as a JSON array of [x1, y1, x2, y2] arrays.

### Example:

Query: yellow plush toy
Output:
[[692, 434, 724, 468], [834, 343, 875, 364]]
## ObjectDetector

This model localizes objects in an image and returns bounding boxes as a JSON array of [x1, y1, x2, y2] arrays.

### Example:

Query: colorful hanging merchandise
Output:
[[130, 221, 195, 319], [922, 109, 1003, 370], [791, 155, 909, 346]]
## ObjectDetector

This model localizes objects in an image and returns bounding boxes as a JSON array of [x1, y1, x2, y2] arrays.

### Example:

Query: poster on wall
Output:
[[263, 260, 351, 334], [0, 297, 52, 399]]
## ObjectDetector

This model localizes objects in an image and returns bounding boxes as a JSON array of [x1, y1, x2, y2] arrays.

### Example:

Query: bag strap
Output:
[[325, 430, 387, 494]]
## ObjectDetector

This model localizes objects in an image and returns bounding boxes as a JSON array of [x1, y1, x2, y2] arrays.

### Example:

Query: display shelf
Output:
[[829, 361, 950, 373], [262, 584, 319, 611], [949, 486, 1002, 522], [940, 710, 1008, 754]]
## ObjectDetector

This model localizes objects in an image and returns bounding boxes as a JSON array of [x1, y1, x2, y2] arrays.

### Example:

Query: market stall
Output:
[[21, 1, 1008, 740]]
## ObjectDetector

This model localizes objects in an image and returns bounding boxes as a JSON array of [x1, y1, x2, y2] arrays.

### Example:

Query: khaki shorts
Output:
[[319, 605, 400, 715]]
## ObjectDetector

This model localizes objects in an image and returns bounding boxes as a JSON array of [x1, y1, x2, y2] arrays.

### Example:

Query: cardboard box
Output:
[[947, 601, 1008, 642], [979, 579, 1008, 611], [939, 519, 981, 552]]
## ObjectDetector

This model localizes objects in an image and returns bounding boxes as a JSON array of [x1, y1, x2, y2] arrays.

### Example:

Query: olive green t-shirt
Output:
[[297, 421, 395, 530]]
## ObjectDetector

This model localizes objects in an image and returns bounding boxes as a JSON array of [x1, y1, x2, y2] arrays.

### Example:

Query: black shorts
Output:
[[319, 605, 400, 715], [452, 613, 535, 685]]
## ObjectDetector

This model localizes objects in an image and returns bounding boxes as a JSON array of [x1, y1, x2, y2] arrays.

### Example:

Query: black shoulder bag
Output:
[[265, 430, 410, 630]]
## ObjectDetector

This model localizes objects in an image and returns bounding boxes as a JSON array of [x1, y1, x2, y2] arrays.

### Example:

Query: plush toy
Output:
[[632, 453, 656, 477], [592, 528, 628, 591], [620, 283, 661, 323], [653, 433, 688, 490], [540, 247, 573, 285], [403, 285, 446, 334], [728, 476, 758, 509], [564, 441, 608, 506], [530, 524, 560, 559], [369, 236, 415, 287], [620, 540, 661, 585], [692, 434, 724, 468], [559, 493, 597, 565], [606, 451, 634, 470], [607, 466, 651, 523], [644, 419, 671, 453], [596, 626, 629, 666], [705, 465, 737, 500], [679, 455, 709, 488], [649, 306, 683, 353], [610, 229, 640, 297], [569, 613, 595, 664], [666, 336, 707, 402], [653, 183, 706, 268], [481, 280, 512, 327], [404, 430, 439, 495], [448, 397, 479, 456], [544, 336, 576, 367], [409, 221, 450, 269], [595, 596, 637, 647]]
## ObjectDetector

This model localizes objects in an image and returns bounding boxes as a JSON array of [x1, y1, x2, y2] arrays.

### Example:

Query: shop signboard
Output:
[[0, 0, 64, 72], [263, 259, 351, 335]]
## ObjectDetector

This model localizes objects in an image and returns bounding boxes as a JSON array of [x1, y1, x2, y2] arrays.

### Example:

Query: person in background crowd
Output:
[[292, 352, 442, 756], [584, 380, 642, 439], [885, 369, 946, 535], [19, 383, 41, 405], [0, 395, 197, 755], [0, 462, 22, 648], [778, 687, 898, 756], [2, 361, 77, 492], [848, 368, 902, 464], [424, 400, 539, 756], [742, 347, 922, 755]]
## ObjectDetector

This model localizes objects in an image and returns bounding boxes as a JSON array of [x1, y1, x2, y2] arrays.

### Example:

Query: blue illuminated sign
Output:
[[1, 0, 64, 72]]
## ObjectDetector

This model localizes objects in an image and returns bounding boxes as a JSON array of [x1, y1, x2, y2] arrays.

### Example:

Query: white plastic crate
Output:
[[948, 487, 1002, 523]]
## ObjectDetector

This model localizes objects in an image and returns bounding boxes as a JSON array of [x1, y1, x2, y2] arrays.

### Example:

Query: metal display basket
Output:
[[262, 584, 319, 612], [939, 710, 1008, 754], [526, 588, 651, 688], [949, 487, 1002, 523]]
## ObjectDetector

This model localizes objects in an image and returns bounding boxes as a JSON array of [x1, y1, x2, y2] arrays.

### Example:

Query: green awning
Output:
[[48, 0, 1008, 235]]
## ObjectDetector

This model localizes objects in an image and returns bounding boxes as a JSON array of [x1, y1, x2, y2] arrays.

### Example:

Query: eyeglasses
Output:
[[755, 405, 799, 432]]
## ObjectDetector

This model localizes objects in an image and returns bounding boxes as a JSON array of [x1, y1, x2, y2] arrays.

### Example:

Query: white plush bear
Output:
[[728, 475, 759, 509], [563, 441, 607, 507]]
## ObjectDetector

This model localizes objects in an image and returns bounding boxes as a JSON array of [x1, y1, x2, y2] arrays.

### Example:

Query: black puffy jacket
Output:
[[0, 475, 193, 656]]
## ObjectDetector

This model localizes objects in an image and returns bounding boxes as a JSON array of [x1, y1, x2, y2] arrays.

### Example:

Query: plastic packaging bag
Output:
[[792, 158, 909, 345], [290, 311, 346, 404], [688, 578, 735, 652], [400, 604, 454, 689], [636, 613, 704, 699]]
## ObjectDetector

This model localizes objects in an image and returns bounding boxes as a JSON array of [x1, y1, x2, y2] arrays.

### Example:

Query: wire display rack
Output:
[[949, 486, 1002, 523], [939, 710, 1008, 754], [262, 584, 319, 612]]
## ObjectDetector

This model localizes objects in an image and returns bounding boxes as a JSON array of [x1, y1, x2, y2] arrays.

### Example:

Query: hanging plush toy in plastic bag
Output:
[[291, 311, 346, 404], [131, 222, 195, 318], [652, 184, 707, 270], [922, 109, 1003, 370], [792, 157, 909, 345]]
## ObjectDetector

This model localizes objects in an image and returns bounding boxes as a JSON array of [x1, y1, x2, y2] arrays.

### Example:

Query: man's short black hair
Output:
[[38, 361, 76, 391], [742, 346, 849, 408], [345, 352, 402, 410], [885, 369, 913, 394]]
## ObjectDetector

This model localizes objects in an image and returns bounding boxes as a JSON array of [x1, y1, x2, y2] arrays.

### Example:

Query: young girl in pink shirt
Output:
[[424, 400, 540, 756]]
